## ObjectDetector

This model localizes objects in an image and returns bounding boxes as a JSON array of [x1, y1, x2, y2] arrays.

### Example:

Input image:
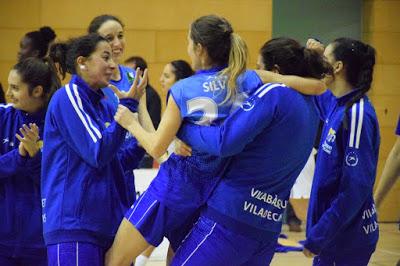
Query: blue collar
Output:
[[20, 107, 47, 121], [336, 89, 364, 106], [195, 65, 227, 75], [70, 75, 105, 102]]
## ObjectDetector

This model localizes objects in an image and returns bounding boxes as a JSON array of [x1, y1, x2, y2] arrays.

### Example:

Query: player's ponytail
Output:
[[190, 15, 247, 104], [220, 33, 248, 103], [48, 34, 107, 75], [331, 38, 376, 129]]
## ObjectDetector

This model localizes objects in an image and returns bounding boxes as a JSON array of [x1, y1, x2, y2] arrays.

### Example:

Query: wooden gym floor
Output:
[[145, 223, 399, 266]]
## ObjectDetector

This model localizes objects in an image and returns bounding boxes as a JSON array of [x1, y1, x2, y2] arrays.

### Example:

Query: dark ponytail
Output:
[[49, 42, 68, 80], [260, 37, 332, 79], [48, 34, 107, 75], [24, 26, 56, 59], [331, 38, 376, 128], [13, 57, 61, 106]]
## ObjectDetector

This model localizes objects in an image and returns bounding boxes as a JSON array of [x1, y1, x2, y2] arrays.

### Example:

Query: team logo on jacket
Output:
[[322, 128, 336, 154], [127, 72, 135, 84], [3, 138, 15, 147], [345, 151, 358, 166], [241, 97, 255, 111]]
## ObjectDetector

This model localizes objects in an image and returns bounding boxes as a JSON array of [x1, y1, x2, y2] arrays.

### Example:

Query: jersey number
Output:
[[187, 97, 218, 125]]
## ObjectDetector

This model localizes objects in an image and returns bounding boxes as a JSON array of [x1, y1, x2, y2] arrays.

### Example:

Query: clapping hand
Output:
[[16, 123, 40, 158]]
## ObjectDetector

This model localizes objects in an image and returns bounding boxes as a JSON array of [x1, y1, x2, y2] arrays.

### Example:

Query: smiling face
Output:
[[96, 19, 125, 64], [6, 69, 43, 112], [80, 41, 116, 89]]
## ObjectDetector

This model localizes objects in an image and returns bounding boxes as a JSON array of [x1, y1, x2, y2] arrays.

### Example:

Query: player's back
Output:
[[149, 66, 262, 209]]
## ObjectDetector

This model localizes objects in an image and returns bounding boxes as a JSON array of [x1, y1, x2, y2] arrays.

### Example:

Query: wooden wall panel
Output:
[[238, 31, 271, 65], [364, 0, 400, 222], [155, 31, 189, 63], [369, 64, 400, 96], [0, 0, 41, 29], [0, 0, 272, 103], [363, 0, 400, 32]]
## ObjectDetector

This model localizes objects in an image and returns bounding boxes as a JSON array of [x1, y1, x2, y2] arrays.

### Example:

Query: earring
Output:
[[79, 65, 86, 70]]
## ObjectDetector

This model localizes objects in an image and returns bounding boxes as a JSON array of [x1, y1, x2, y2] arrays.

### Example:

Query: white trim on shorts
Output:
[[181, 222, 217, 266], [136, 200, 158, 225]]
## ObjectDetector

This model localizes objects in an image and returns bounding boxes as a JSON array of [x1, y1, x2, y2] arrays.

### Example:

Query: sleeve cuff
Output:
[[15, 150, 28, 167], [26, 151, 42, 167]]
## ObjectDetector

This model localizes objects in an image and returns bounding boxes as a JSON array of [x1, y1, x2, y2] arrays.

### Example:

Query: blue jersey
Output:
[[178, 83, 319, 242], [102, 65, 144, 203], [304, 90, 380, 255], [147, 67, 263, 210], [396, 115, 400, 135], [0, 104, 46, 258], [41, 75, 141, 248], [103, 65, 135, 108]]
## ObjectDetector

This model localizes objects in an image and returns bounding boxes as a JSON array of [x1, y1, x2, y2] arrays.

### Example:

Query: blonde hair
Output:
[[220, 33, 248, 103]]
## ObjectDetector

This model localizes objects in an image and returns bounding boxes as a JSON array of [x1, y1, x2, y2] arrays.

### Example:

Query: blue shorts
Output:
[[313, 246, 375, 266], [124, 190, 200, 250], [171, 216, 278, 266], [0, 255, 47, 266], [47, 242, 105, 266]]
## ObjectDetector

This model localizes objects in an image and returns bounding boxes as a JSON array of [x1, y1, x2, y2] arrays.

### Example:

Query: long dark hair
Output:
[[331, 38, 376, 128], [170, 60, 194, 81], [23, 26, 56, 59], [13, 57, 60, 106], [259, 37, 332, 79]]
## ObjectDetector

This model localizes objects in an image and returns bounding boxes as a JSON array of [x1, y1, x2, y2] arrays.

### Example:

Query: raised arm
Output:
[[178, 83, 282, 157], [255, 70, 327, 95], [115, 95, 182, 159], [138, 91, 156, 133]]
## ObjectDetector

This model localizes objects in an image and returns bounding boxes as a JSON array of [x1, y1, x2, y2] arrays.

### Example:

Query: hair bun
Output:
[[39, 26, 56, 43]]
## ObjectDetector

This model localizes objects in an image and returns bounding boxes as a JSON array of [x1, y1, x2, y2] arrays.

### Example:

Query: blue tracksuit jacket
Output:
[[0, 104, 46, 258], [178, 83, 319, 242], [304, 90, 380, 256], [41, 75, 141, 248]]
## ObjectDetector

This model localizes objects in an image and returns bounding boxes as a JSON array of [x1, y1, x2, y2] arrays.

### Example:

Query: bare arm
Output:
[[138, 92, 156, 133], [115, 96, 182, 159], [255, 70, 327, 95], [137, 92, 172, 163], [374, 136, 400, 208]]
